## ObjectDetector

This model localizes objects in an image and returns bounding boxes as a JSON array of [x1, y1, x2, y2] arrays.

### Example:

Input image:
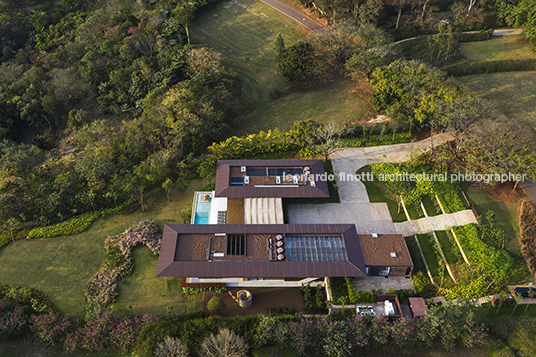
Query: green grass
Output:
[[422, 195, 441, 216], [455, 71, 536, 130], [435, 230, 459, 264], [111, 247, 203, 316], [459, 35, 536, 62], [482, 302, 536, 318], [356, 166, 407, 222], [191, 0, 376, 135], [416, 234, 440, 277], [404, 236, 427, 273], [466, 185, 520, 254], [0, 179, 206, 316], [406, 202, 425, 220]]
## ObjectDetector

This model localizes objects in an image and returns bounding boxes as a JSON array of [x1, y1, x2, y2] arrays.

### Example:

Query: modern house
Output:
[[157, 159, 413, 287]]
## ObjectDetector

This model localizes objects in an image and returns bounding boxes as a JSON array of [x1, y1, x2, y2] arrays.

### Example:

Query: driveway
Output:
[[287, 131, 456, 233]]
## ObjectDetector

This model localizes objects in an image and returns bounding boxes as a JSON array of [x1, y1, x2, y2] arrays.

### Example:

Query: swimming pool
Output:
[[193, 192, 212, 224]]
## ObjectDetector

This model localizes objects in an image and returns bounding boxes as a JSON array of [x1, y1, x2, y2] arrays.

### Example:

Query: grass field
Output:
[[456, 71, 536, 129], [405, 236, 427, 273], [459, 35, 536, 62], [191, 0, 376, 134], [422, 195, 441, 216], [111, 247, 203, 316], [435, 230, 459, 264], [0, 180, 206, 316], [417, 234, 441, 277], [466, 185, 521, 253]]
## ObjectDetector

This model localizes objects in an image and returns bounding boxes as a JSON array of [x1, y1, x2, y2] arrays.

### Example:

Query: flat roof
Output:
[[358, 234, 413, 267], [156, 224, 367, 278], [409, 297, 427, 317], [214, 160, 330, 198]]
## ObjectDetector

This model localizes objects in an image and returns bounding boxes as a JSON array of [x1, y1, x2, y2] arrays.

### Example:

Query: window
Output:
[[227, 235, 246, 255]]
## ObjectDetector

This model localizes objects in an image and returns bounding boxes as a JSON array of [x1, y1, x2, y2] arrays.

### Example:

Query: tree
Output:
[[207, 296, 226, 315], [200, 329, 248, 357], [393, 0, 410, 28], [173, 3, 195, 45], [162, 178, 174, 202], [309, 122, 342, 161], [274, 34, 285, 59], [185, 47, 222, 74], [277, 41, 330, 85], [344, 0, 384, 26], [155, 336, 189, 357], [0, 195, 26, 246]]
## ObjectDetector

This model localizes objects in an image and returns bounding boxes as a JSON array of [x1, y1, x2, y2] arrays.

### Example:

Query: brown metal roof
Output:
[[358, 234, 413, 267], [156, 224, 366, 278], [214, 160, 330, 198], [409, 297, 427, 317]]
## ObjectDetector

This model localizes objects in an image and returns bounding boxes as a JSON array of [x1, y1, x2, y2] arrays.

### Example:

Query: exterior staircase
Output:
[[244, 197, 284, 224]]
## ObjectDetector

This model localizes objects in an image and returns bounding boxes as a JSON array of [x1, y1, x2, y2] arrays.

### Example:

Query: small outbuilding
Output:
[[409, 297, 427, 317]]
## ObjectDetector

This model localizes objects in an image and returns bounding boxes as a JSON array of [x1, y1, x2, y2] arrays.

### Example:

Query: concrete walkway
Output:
[[394, 209, 478, 236], [259, 0, 328, 34]]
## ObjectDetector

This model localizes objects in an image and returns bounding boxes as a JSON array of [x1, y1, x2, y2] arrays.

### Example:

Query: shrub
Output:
[[0, 284, 56, 314], [85, 220, 161, 305], [413, 271, 435, 298], [207, 296, 226, 315], [31, 309, 79, 346], [200, 328, 249, 357], [181, 286, 227, 295], [520, 201, 536, 277], [443, 59, 536, 77], [136, 319, 182, 357], [329, 278, 348, 302], [27, 199, 132, 239], [0, 301, 29, 339], [155, 336, 189, 357]]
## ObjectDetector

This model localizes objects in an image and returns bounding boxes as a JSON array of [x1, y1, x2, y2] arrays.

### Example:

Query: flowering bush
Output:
[[31, 309, 79, 346], [63, 312, 159, 353], [85, 220, 161, 305], [0, 301, 29, 339]]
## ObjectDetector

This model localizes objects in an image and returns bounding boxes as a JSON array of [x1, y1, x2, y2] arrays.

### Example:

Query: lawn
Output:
[[357, 166, 407, 222], [0, 179, 206, 316], [455, 71, 536, 130], [466, 185, 520, 254], [459, 35, 536, 62], [422, 195, 441, 216], [482, 302, 536, 318], [435, 230, 459, 264], [406, 202, 425, 220], [404, 236, 427, 273], [111, 247, 203, 316], [416, 234, 441, 277], [191, 0, 377, 135]]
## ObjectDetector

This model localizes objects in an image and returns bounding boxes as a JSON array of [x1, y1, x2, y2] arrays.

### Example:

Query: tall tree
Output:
[[0, 195, 26, 246]]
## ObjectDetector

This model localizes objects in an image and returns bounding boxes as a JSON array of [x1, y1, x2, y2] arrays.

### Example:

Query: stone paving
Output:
[[394, 209, 478, 236]]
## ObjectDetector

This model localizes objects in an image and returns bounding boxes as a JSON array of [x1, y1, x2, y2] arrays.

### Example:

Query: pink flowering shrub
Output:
[[0, 301, 29, 339], [31, 309, 79, 346], [63, 311, 159, 353], [85, 220, 161, 305]]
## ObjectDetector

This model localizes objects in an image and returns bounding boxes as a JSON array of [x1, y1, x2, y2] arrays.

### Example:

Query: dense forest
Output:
[[0, 0, 242, 225]]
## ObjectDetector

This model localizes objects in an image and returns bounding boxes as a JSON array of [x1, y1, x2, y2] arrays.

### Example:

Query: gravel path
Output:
[[394, 210, 478, 236]]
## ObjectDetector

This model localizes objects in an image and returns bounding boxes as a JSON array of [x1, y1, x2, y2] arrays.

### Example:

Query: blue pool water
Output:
[[194, 192, 212, 224]]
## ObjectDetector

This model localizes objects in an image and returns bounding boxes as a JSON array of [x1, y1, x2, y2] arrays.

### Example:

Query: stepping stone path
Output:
[[393, 210, 478, 236]]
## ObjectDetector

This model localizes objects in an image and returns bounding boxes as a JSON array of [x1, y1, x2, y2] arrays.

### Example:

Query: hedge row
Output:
[[0, 284, 56, 314], [181, 286, 228, 295], [443, 59, 536, 77], [458, 30, 493, 43], [27, 199, 133, 239], [520, 201, 536, 277]]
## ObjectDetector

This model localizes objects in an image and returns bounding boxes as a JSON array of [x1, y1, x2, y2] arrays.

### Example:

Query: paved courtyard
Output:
[[287, 202, 397, 234], [352, 276, 415, 292]]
